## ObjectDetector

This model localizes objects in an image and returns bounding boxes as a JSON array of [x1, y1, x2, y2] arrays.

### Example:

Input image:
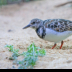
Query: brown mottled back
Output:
[[43, 19, 72, 32]]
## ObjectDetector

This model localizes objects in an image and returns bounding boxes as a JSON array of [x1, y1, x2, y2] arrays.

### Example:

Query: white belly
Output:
[[44, 28, 72, 43]]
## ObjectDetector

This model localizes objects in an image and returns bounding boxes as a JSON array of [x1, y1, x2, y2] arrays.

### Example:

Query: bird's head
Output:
[[23, 18, 43, 30]]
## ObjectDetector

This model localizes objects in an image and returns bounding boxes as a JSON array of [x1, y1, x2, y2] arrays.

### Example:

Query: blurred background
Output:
[[0, 0, 72, 69], [0, 0, 72, 19]]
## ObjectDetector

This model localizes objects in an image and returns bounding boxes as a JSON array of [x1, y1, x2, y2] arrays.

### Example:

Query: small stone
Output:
[[8, 29, 13, 32], [67, 60, 72, 63]]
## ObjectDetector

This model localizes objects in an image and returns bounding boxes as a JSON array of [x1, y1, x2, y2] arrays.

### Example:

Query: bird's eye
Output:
[[32, 22, 35, 24], [31, 22, 35, 25]]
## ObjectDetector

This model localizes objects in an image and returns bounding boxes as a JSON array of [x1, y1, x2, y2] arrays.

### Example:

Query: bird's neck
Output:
[[36, 26, 46, 39]]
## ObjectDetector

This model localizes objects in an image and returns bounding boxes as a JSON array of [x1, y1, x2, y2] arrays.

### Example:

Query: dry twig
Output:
[[55, 1, 72, 7]]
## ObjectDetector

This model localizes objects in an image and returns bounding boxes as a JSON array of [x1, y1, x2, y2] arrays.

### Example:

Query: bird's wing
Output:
[[43, 19, 72, 32]]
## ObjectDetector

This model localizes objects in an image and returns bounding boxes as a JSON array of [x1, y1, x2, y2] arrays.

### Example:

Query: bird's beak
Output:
[[23, 24, 31, 29]]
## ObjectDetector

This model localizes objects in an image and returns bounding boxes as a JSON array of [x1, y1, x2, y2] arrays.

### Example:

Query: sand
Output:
[[0, 0, 72, 69]]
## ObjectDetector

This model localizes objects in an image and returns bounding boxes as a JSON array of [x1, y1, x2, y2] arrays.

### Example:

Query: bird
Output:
[[23, 18, 72, 49]]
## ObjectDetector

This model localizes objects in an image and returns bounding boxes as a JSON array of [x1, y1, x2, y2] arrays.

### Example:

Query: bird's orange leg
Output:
[[52, 43, 57, 49], [60, 41, 64, 49]]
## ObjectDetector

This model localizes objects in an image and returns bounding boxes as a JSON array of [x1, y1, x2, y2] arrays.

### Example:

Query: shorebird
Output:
[[23, 18, 72, 49]]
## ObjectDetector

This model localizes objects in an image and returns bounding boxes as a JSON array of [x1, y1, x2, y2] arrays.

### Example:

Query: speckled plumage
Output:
[[43, 19, 72, 32]]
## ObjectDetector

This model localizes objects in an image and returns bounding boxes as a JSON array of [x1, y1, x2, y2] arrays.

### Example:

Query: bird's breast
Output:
[[43, 28, 72, 43]]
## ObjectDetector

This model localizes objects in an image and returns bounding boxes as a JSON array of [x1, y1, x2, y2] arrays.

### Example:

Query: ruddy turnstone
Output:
[[23, 18, 72, 49]]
